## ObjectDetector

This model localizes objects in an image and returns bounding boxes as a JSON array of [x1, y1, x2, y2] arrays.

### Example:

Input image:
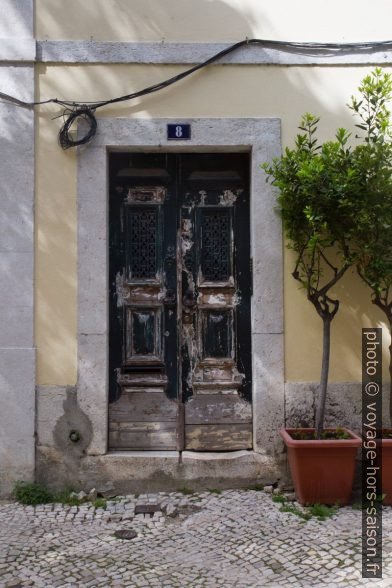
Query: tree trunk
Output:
[[315, 317, 331, 438]]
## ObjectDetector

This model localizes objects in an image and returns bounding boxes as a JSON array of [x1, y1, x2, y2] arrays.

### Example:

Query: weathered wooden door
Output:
[[108, 153, 252, 451]]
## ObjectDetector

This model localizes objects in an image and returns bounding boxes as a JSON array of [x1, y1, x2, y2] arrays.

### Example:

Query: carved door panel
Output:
[[108, 153, 252, 451], [180, 156, 252, 450], [108, 155, 179, 450]]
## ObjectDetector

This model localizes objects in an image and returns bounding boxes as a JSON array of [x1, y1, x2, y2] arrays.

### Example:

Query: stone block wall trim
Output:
[[284, 381, 391, 432], [0, 0, 35, 497], [0, 1, 33, 40], [0, 38, 36, 61], [36, 441, 283, 493], [77, 117, 283, 458], [0, 39, 388, 64], [35, 384, 284, 492], [36, 380, 377, 492]]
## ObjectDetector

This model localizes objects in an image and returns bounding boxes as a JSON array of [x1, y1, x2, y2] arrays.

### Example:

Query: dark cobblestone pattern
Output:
[[1, 490, 392, 587]]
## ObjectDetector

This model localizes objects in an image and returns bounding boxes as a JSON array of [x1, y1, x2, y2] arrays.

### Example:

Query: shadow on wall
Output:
[[33, 1, 391, 392], [1, 0, 33, 38], [36, 0, 264, 42], [333, 266, 390, 380], [35, 0, 392, 43], [0, 99, 34, 331], [34, 0, 263, 387]]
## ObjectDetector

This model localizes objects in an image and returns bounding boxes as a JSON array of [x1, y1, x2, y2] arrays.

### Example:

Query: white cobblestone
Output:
[[0, 490, 391, 587]]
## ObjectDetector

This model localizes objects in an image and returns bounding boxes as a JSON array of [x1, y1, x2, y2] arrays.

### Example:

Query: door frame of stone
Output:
[[77, 117, 283, 457]]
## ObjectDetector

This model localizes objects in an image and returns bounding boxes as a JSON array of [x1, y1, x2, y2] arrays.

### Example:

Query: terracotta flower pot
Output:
[[280, 428, 362, 506], [380, 437, 392, 505]]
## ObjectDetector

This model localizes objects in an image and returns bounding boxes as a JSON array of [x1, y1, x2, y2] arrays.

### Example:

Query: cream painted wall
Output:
[[35, 63, 391, 385], [35, 102, 77, 386], [35, 0, 392, 43]]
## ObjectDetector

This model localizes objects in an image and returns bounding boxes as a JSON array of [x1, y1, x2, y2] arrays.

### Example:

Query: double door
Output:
[[108, 153, 252, 451]]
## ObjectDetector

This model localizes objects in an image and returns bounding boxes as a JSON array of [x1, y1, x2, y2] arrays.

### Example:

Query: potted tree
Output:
[[348, 69, 392, 504], [262, 112, 362, 505]]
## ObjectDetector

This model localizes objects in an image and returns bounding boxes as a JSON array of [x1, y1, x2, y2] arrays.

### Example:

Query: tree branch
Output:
[[318, 263, 350, 296], [319, 249, 338, 276]]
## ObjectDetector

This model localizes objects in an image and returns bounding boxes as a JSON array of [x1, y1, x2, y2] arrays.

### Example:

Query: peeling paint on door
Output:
[[109, 153, 252, 451], [219, 189, 237, 206]]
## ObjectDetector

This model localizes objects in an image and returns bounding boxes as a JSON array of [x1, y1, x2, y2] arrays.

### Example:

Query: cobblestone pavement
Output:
[[1, 488, 392, 587]]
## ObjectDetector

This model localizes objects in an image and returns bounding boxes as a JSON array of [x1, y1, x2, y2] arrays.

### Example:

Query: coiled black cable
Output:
[[1, 37, 392, 148], [58, 107, 98, 149]]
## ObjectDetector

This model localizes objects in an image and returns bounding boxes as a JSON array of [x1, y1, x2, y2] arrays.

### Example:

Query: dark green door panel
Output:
[[108, 153, 252, 451]]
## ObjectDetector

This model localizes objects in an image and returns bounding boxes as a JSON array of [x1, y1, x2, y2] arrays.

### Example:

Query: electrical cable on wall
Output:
[[1, 37, 392, 149]]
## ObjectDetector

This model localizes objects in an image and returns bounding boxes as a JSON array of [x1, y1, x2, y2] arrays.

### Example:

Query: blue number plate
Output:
[[167, 124, 191, 140]]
